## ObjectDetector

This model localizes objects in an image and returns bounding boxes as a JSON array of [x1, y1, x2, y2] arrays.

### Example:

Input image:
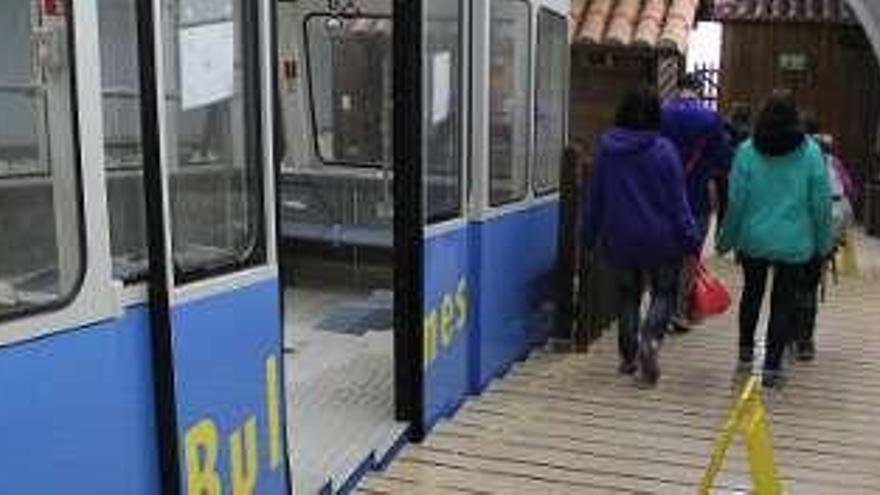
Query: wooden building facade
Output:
[[715, 0, 880, 194], [568, 0, 707, 154]]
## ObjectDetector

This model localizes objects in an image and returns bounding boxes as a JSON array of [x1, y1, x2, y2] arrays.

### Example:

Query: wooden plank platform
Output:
[[359, 253, 880, 494]]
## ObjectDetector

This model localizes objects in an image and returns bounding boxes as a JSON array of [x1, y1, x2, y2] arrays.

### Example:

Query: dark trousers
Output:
[[715, 177, 729, 225], [617, 262, 680, 363], [794, 258, 824, 345], [739, 256, 805, 371]]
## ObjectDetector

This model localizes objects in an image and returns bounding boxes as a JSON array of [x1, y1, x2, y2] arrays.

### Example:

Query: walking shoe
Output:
[[735, 357, 753, 375], [737, 346, 754, 373], [796, 341, 816, 362], [668, 317, 693, 335], [618, 360, 638, 375], [638, 339, 661, 386], [762, 369, 786, 389]]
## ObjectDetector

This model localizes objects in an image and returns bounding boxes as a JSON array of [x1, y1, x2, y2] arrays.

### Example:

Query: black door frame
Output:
[[392, 0, 426, 440], [134, 0, 182, 492]]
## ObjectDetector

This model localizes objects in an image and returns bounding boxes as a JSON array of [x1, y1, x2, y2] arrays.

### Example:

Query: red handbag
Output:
[[689, 261, 732, 320]]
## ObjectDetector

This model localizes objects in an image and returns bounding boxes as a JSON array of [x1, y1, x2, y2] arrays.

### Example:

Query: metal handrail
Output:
[[0, 82, 41, 95]]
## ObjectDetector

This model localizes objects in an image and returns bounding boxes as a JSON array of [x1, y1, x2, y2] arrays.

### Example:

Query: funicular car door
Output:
[[393, 0, 472, 432], [137, 0, 289, 492]]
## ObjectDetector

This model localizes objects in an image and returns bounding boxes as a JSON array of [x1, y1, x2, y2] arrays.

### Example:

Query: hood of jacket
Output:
[[599, 127, 661, 158]]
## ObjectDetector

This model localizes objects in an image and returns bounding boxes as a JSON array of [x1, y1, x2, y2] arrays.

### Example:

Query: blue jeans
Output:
[[616, 262, 681, 363]]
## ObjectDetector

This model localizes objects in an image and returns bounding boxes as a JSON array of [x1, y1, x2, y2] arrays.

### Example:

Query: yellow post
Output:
[[743, 405, 782, 494], [837, 228, 859, 277], [699, 377, 782, 494]]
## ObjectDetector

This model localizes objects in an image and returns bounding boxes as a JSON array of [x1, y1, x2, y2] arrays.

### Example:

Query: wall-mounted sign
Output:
[[778, 52, 810, 72]]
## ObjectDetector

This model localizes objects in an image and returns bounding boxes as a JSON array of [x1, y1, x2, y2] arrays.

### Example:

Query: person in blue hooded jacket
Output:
[[662, 74, 733, 333], [583, 88, 702, 386]]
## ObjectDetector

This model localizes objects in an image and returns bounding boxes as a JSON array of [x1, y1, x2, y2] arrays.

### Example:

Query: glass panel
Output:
[[534, 9, 566, 194], [98, 0, 148, 281], [0, 0, 83, 317], [164, 0, 264, 281], [489, 0, 530, 206], [424, 0, 462, 222], [306, 16, 392, 166]]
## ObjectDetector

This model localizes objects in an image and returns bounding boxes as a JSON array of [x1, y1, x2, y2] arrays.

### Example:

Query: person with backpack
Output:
[[661, 74, 733, 332], [582, 88, 701, 387], [792, 133, 855, 361], [816, 135, 855, 248], [716, 91, 834, 388]]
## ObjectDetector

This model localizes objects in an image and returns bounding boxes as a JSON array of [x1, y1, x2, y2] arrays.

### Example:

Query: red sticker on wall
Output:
[[283, 59, 297, 81], [43, 0, 65, 17]]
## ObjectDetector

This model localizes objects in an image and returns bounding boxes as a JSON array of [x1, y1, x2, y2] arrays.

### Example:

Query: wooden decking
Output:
[[359, 253, 880, 494]]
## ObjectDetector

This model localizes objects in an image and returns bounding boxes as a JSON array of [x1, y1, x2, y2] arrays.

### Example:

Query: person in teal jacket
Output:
[[717, 91, 833, 388]]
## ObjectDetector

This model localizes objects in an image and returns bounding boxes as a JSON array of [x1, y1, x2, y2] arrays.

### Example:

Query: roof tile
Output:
[[714, 0, 856, 24], [571, 0, 697, 54], [634, 0, 671, 47]]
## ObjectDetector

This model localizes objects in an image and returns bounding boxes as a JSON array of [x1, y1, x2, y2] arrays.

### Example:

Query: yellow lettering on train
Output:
[[185, 419, 222, 495], [184, 353, 288, 492], [455, 279, 468, 330], [424, 311, 439, 368], [265, 355, 282, 470], [229, 416, 258, 495], [440, 294, 455, 347], [424, 276, 469, 369]]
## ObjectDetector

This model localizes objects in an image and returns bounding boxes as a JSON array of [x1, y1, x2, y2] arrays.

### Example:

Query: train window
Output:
[[163, 0, 265, 283], [98, 0, 148, 281], [0, 0, 84, 318], [533, 9, 567, 195], [424, 0, 463, 223], [489, 0, 531, 207], [306, 15, 392, 167]]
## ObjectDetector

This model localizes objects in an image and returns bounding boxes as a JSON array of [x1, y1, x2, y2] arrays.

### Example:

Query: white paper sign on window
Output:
[[431, 52, 452, 124], [179, 0, 233, 25], [179, 22, 235, 111]]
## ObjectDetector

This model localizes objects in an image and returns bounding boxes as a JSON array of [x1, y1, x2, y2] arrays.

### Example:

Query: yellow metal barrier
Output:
[[837, 228, 860, 277], [700, 377, 782, 495]]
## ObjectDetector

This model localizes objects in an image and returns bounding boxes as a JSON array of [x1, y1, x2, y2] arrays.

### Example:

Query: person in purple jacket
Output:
[[661, 74, 733, 333], [583, 88, 702, 386]]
